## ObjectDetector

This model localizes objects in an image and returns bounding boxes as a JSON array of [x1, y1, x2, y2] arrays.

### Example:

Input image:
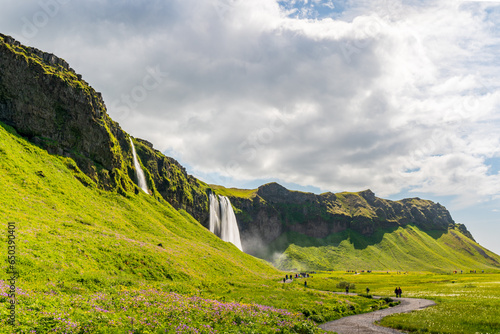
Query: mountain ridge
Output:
[[215, 182, 472, 245]]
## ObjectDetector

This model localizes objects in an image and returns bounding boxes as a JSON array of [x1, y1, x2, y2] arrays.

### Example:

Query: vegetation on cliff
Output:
[[275, 225, 500, 272], [0, 122, 274, 283]]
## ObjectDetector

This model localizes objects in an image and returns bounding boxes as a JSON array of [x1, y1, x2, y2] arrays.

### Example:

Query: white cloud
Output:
[[1, 0, 500, 207]]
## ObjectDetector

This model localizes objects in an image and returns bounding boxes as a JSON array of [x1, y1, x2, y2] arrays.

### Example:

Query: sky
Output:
[[1, 0, 500, 255]]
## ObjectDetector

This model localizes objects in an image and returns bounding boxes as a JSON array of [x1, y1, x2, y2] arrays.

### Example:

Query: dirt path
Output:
[[319, 296, 435, 334]]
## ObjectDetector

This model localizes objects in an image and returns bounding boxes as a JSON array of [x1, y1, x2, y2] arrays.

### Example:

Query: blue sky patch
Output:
[[485, 157, 500, 176], [278, 0, 346, 19]]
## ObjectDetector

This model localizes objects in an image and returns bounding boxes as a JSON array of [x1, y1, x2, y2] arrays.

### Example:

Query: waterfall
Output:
[[209, 193, 243, 251], [129, 138, 149, 194]]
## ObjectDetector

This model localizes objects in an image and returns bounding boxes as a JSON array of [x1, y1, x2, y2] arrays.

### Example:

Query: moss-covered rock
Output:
[[133, 139, 211, 223], [0, 33, 123, 188]]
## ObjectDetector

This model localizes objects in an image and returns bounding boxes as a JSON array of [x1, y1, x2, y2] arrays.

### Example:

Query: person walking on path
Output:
[[394, 287, 398, 298], [397, 287, 402, 298], [345, 285, 349, 294]]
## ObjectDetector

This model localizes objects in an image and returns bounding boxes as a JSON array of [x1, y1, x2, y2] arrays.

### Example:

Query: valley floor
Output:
[[310, 271, 500, 334]]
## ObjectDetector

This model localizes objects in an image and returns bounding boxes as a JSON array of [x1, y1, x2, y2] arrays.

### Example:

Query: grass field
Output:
[[0, 276, 397, 333], [2, 270, 499, 333], [307, 271, 500, 334]]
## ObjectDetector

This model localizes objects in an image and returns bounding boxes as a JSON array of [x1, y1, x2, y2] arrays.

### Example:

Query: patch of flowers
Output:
[[0, 281, 322, 333]]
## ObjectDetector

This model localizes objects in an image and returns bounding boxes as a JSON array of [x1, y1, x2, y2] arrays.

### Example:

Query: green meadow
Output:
[[308, 271, 500, 334]]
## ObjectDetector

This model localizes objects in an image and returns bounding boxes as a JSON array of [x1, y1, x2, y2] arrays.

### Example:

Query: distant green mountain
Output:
[[214, 183, 500, 272]]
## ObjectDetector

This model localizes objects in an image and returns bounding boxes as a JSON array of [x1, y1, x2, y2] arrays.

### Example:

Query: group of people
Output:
[[453, 270, 484, 274], [282, 273, 313, 285], [394, 286, 403, 298], [282, 273, 311, 282]]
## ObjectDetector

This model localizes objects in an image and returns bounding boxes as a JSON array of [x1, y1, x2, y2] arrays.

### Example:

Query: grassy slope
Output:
[[276, 225, 500, 272], [0, 122, 278, 284], [210, 184, 258, 199]]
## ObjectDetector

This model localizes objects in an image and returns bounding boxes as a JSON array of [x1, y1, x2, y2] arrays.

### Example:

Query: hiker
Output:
[[283, 278, 285, 283], [395, 287, 399, 298], [345, 285, 349, 294], [286, 274, 288, 280], [304, 280, 307, 287], [366, 287, 370, 295], [398, 287, 402, 297]]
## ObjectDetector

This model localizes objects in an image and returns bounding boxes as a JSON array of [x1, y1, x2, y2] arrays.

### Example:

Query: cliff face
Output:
[[0, 33, 126, 189], [226, 182, 468, 257], [0, 34, 210, 220]]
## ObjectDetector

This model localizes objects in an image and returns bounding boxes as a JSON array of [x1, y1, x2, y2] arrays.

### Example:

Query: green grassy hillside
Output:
[[0, 122, 277, 284], [275, 225, 500, 272]]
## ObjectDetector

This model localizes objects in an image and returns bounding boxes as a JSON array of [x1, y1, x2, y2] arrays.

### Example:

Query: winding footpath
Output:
[[319, 295, 436, 334]]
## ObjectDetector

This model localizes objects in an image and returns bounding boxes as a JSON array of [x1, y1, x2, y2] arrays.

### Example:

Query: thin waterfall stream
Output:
[[130, 138, 149, 194]]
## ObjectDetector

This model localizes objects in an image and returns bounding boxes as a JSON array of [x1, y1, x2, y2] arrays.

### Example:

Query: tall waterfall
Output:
[[129, 138, 149, 194], [209, 193, 243, 251]]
